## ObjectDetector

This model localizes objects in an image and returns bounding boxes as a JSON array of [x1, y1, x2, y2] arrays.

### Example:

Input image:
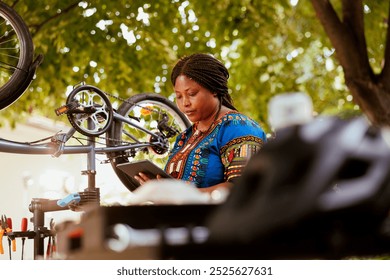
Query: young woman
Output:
[[135, 53, 267, 193]]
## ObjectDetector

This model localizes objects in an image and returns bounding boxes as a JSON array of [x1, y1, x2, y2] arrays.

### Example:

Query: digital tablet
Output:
[[116, 160, 173, 180]]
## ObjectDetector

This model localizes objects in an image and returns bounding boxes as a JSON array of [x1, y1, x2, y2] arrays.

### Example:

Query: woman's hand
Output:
[[134, 172, 162, 186]]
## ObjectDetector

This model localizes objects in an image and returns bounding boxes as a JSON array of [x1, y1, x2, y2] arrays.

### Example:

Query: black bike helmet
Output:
[[205, 116, 390, 258]]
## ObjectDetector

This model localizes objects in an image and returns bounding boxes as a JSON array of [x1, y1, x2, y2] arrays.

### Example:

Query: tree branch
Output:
[[310, 0, 371, 80], [30, 1, 80, 36], [341, 0, 372, 77], [10, 0, 20, 9]]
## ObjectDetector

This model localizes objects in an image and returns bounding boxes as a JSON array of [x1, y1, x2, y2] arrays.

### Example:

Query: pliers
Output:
[[1, 215, 16, 253]]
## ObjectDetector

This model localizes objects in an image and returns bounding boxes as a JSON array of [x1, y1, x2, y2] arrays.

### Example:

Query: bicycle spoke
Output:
[[0, 62, 17, 72]]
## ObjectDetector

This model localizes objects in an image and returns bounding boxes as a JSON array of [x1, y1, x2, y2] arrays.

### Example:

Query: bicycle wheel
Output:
[[107, 93, 191, 192], [0, 2, 34, 110]]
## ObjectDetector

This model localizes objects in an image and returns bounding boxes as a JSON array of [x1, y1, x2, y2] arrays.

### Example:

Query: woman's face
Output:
[[174, 74, 218, 123]]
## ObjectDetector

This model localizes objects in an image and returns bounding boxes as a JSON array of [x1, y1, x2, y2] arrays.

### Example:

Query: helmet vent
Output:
[[336, 158, 369, 180]]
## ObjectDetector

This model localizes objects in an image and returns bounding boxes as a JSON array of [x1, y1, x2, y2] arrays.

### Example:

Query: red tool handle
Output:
[[21, 218, 28, 231], [6, 218, 12, 230]]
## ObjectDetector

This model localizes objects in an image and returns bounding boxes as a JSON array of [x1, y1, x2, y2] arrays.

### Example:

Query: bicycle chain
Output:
[[101, 91, 161, 145], [103, 90, 163, 115], [75, 134, 143, 146]]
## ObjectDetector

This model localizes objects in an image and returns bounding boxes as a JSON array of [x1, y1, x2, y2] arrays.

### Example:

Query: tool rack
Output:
[[21, 134, 101, 259]]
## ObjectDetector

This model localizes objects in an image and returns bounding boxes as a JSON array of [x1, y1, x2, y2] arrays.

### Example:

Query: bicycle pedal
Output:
[[54, 104, 69, 116]]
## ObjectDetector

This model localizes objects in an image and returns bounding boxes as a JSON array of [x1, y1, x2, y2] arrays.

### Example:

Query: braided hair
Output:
[[171, 53, 237, 111]]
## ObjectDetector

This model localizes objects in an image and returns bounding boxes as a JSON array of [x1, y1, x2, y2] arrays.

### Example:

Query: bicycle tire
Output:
[[107, 94, 191, 192], [0, 2, 34, 110]]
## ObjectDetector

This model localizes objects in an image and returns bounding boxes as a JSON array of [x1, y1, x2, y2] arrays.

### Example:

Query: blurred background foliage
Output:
[[1, 0, 387, 132]]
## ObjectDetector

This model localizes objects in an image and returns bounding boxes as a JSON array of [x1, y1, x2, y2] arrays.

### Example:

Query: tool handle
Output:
[[0, 231, 4, 254], [20, 218, 27, 261], [46, 237, 52, 257], [6, 218, 12, 230], [4, 228, 16, 252], [21, 218, 28, 232], [11, 239, 16, 252]]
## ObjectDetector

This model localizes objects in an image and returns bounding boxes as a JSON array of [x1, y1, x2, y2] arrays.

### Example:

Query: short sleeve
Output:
[[218, 113, 266, 182]]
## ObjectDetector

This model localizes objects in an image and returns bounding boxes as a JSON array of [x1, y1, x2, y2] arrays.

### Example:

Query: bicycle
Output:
[[0, 1, 43, 110], [0, 1, 192, 259], [0, 83, 191, 258]]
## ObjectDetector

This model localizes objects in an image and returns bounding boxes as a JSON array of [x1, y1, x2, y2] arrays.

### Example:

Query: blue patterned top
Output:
[[165, 111, 267, 188]]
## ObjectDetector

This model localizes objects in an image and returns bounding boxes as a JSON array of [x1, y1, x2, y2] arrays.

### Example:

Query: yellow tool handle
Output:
[[11, 239, 16, 252], [0, 231, 4, 255]]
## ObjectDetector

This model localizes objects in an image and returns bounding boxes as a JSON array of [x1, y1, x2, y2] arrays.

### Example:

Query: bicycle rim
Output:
[[0, 2, 33, 110], [107, 93, 191, 192]]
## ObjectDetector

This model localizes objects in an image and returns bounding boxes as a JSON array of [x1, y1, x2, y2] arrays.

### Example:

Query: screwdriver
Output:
[[3, 216, 13, 260], [21, 218, 27, 260], [46, 235, 52, 259], [6, 217, 16, 252]]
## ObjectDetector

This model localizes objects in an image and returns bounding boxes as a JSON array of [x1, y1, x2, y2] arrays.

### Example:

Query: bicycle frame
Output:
[[0, 112, 165, 156]]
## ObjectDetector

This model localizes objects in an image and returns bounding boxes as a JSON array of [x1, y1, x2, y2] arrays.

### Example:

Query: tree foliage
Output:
[[2, 0, 380, 132]]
